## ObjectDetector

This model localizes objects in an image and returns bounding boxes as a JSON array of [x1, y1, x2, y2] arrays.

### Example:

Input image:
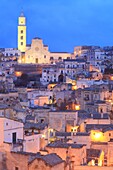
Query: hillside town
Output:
[[0, 12, 113, 170]]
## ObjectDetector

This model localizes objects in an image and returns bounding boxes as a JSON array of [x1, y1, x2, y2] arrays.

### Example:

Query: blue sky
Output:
[[0, 0, 113, 52]]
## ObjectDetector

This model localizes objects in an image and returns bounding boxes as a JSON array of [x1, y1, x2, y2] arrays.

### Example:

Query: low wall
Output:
[[75, 166, 113, 170]]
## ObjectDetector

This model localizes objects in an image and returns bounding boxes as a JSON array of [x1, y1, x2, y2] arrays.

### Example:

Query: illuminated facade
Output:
[[18, 12, 26, 52], [25, 38, 50, 64], [17, 13, 73, 64]]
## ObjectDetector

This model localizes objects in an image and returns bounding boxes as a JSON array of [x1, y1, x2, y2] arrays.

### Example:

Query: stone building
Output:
[[46, 141, 86, 166], [0, 151, 65, 170], [49, 110, 78, 132], [25, 38, 50, 64]]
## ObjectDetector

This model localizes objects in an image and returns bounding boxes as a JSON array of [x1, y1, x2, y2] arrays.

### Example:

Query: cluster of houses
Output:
[[0, 12, 113, 170], [0, 44, 113, 170]]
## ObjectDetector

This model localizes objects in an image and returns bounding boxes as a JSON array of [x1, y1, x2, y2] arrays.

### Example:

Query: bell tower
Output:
[[18, 12, 26, 52]]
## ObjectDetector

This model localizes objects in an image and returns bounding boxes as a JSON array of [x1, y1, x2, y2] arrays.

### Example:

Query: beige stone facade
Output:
[[25, 38, 50, 64]]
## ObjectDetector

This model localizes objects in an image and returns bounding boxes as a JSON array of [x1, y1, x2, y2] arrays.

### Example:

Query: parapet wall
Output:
[[75, 166, 113, 170]]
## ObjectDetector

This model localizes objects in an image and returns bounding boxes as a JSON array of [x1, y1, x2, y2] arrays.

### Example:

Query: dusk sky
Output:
[[0, 0, 113, 52]]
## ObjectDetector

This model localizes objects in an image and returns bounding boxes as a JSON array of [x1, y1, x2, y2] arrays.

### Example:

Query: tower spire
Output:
[[20, 11, 24, 17], [20, 7, 24, 17], [18, 11, 26, 53]]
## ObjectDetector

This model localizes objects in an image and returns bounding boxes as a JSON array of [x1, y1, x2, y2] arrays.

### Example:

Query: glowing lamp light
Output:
[[42, 134, 45, 138], [92, 159, 95, 166], [72, 85, 77, 90], [110, 76, 113, 80], [71, 126, 79, 132], [15, 71, 22, 77], [94, 133, 101, 139], [98, 160, 102, 166], [75, 105, 80, 110], [18, 58, 21, 63]]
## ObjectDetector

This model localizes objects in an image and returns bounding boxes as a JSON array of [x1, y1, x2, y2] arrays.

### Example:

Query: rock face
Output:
[[0, 152, 8, 170]]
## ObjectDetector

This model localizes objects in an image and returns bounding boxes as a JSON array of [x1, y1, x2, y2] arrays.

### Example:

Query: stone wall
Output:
[[75, 166, 113, 170]]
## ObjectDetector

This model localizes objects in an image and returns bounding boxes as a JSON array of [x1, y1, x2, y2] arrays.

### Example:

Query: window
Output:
[[41, 119, 44, 123], [15, 53, 18, 56], [109, 133, 111, 137], [100, 108, 103, 113], [21, 36, 23, 40], [44, 55, 46, 59], [12, 132, 16, 144], [35, 58, 38, 63], [50, 56, 54, 60], [6, 123, 8, 126], [15, 167, 19, 170], [21, 42, 23, 45], [58, 57, 62, 60], [21, 30, 23, 34]]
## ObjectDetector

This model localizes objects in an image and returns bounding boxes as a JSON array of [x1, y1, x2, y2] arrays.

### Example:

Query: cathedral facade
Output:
[[18, 13, 73, 64]]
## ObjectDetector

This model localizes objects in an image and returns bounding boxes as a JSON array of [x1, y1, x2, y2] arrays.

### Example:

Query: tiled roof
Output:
[[24, 122, 48, 130], [40, 153, 64, 167], [95, 100, 106, 104], [0, 104, 9, 109], [25, 115, 35, 121], [13, 151, 64, 167], [76, 132, 90, 136], [55, 132, 71, 137], [47, 141, 85, 149], [29, 153, 64, 167], [86, 124, 113, 132]]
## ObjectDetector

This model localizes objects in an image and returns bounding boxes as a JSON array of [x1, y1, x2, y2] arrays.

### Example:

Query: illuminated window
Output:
[[21, 42, 23, 45]]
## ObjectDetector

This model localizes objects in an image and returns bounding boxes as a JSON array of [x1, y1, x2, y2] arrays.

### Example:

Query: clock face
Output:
[[35, 47, 39, 51]]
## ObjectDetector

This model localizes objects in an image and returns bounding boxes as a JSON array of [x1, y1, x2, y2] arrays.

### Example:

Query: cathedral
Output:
[[18, 12, 72, 64]]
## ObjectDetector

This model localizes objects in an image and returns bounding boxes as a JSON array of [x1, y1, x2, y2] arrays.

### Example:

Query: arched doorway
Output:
[[58, 74, 64, 83]]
